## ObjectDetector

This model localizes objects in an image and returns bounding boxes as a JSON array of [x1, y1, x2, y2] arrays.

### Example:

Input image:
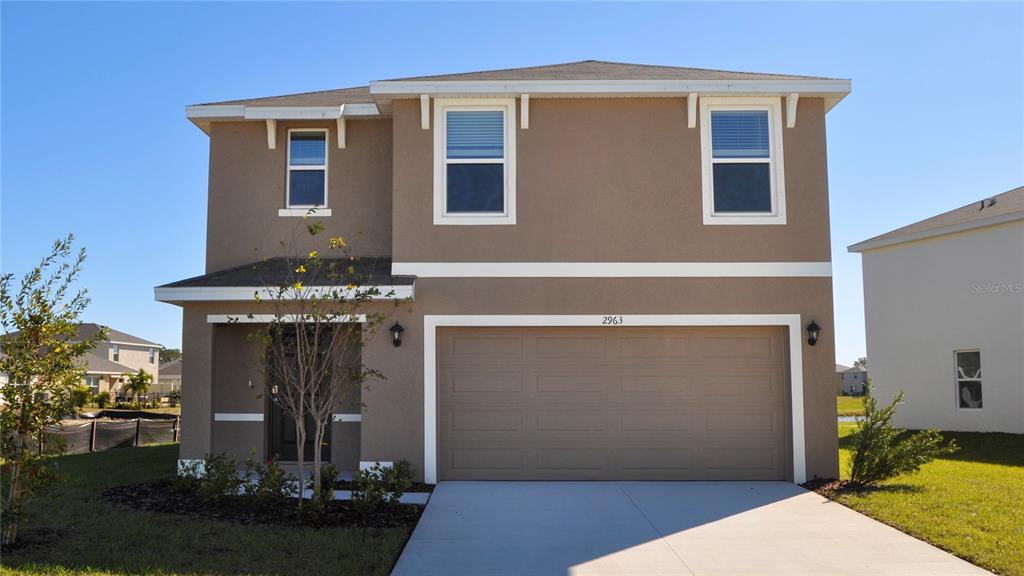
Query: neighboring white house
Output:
[[849, 186, 1023, 433], [836, 364, 868, 396]]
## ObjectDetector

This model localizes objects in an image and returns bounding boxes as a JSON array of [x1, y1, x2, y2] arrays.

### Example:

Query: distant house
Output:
[[836, 364, 867, 396], [157, 359, 182, 394], [850, 186, 1023, 433], [74, 324, 163, 397]]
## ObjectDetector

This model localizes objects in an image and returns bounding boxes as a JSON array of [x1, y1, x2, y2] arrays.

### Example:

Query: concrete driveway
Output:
[[392, 481, 989, 576]]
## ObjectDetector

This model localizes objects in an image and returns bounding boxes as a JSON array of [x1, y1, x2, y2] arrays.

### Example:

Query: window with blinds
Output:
[[287, 130, 328, 208], [434, 99, 516, 225], [711, 110, 772, 213], [445, 110, 505, 214], [699, 97, 785, 225]]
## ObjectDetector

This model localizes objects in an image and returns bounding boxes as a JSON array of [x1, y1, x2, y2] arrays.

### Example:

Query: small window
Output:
[[434, 99, 516, 225], [112, 344, 119, 362], [149, 348, 156, 364], [700, 97, 786, 225], [955, 350, 982, 409], [287, 130, 328, 208]]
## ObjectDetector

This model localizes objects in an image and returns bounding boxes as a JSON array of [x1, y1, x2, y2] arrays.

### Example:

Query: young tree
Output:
[[0, 236, 106, 545], [242, 222, 401, 505], [853, 357, 868, 370], [123, 368, 153, 408], [848, 384, 956, 486], [159, 348, 182, 363]]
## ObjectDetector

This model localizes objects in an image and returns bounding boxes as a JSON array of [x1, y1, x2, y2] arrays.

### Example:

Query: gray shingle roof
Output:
[[385, 60, 837, 82], [194, 60, 841, 108], [160, 257, 413, 288], [850, 186, 1024, 252], [75, 323, 161, 347], [159, 359, 182, 377], [78, 351, 136, 375]]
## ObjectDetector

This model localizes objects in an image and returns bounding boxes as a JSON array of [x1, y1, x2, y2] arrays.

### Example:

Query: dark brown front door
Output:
[[268, 402, 330, 462]]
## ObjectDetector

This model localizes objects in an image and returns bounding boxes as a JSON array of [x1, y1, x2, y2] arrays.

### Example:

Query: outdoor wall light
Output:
[[390, 322, 405, 347], [806, 320, 821, 346]]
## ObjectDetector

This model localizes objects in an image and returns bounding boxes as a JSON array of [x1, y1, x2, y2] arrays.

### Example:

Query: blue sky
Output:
[[2, 2, 1022, 363]]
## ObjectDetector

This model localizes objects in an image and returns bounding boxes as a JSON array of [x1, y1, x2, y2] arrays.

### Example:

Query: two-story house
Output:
[[75, 323, 162, 396], [156, 61, 851, 483]]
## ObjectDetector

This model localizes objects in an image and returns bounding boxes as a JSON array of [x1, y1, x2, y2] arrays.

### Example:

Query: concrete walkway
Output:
[[392, 481, 990, 576]]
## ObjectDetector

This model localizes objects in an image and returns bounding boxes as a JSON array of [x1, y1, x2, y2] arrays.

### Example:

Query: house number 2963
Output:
[[602, 315, 624, 325]]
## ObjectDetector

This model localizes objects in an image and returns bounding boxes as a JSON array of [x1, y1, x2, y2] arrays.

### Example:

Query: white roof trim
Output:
[[154, 285, 414, 303], [370, 78, 851, 109], [848, 211, 1024, 253], [185, 103, 380, 133]]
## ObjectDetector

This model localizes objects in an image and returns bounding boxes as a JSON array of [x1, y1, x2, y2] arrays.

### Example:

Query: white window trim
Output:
[[149, 348, 155, 363], [111, 344, 119, 362], [954, 349, 982, 411], [285, 128, 329, 211], [422, 314, 808, 485], [699, 97, 786, 225], [433, 98, 517, 225]]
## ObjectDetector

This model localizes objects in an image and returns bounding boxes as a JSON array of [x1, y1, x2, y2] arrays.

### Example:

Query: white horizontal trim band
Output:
[[332, 413, 362, 422], [370, 79, 851, 97], [278, 208, 332, 217], [214, 413, 264, 422], [207, 314, 366, 324], [186, 103, 380, 120], [155, 285, 414, 303], [391, 262, 831, 278]]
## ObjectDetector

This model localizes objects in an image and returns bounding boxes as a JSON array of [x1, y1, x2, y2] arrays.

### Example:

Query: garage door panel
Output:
[[448, 372, 524, 394], [438, 326, 790, 481], [448, 409, 523, 432], [535, 336, 607, 358]]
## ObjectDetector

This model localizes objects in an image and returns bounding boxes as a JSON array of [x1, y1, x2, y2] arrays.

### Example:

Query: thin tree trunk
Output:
[[294, 420, 306, 507]]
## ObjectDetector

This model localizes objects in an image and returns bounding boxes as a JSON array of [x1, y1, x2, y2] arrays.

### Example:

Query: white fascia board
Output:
[[848, 212, 1024, 253], [390, 262, 831, 278], [154, 284, 414, 303], [370, 78, 851, 101], [207, 314, 367, 324], [185, 103, 380, 122]]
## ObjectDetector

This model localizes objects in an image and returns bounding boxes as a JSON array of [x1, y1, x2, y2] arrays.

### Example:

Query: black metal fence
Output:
[[42, 417, 180, 455]]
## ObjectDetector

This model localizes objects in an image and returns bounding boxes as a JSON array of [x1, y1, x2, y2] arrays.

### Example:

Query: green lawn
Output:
[[836, 395, 865, 417], [834, 423, 1024, 576], [0, 445, 412, 576]]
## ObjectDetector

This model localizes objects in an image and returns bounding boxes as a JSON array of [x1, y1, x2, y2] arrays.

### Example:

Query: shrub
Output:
[[243, 451, 296, 505], [849, 387, 957, 486], [94, 391, 111, 408], [167, 390, 181, 407], [381, 460, 414, 506], [70, 385, 93, 409], [350, 464, 387, 517], [310, 463, 338, 511], [197, 452, 242, 502]]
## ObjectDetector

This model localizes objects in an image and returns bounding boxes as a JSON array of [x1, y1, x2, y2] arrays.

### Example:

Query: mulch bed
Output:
[[801, 477, 857, 497], [101, 479, 423, 529], [333, 480, 435, 493]]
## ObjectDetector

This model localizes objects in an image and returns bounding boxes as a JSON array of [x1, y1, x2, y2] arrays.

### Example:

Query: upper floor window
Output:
[[434, 99, 516, 225], [286, 129, 328, 210], [955, 350, 982, 409], [149, 348, 156, 364], [111, 344, 119, 362], [700, 97, 786, 225]]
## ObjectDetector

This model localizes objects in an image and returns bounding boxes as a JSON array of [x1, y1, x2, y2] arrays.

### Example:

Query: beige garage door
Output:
[[438, 326, 791, 481]]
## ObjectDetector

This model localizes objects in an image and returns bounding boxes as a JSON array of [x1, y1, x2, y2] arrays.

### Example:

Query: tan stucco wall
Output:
[[180, 306, 361, 468], [206, 119, 393, 272], [392, 97, 831, 263]]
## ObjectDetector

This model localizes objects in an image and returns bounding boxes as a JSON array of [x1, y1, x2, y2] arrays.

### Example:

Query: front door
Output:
[[268, 401, 330, 462]]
